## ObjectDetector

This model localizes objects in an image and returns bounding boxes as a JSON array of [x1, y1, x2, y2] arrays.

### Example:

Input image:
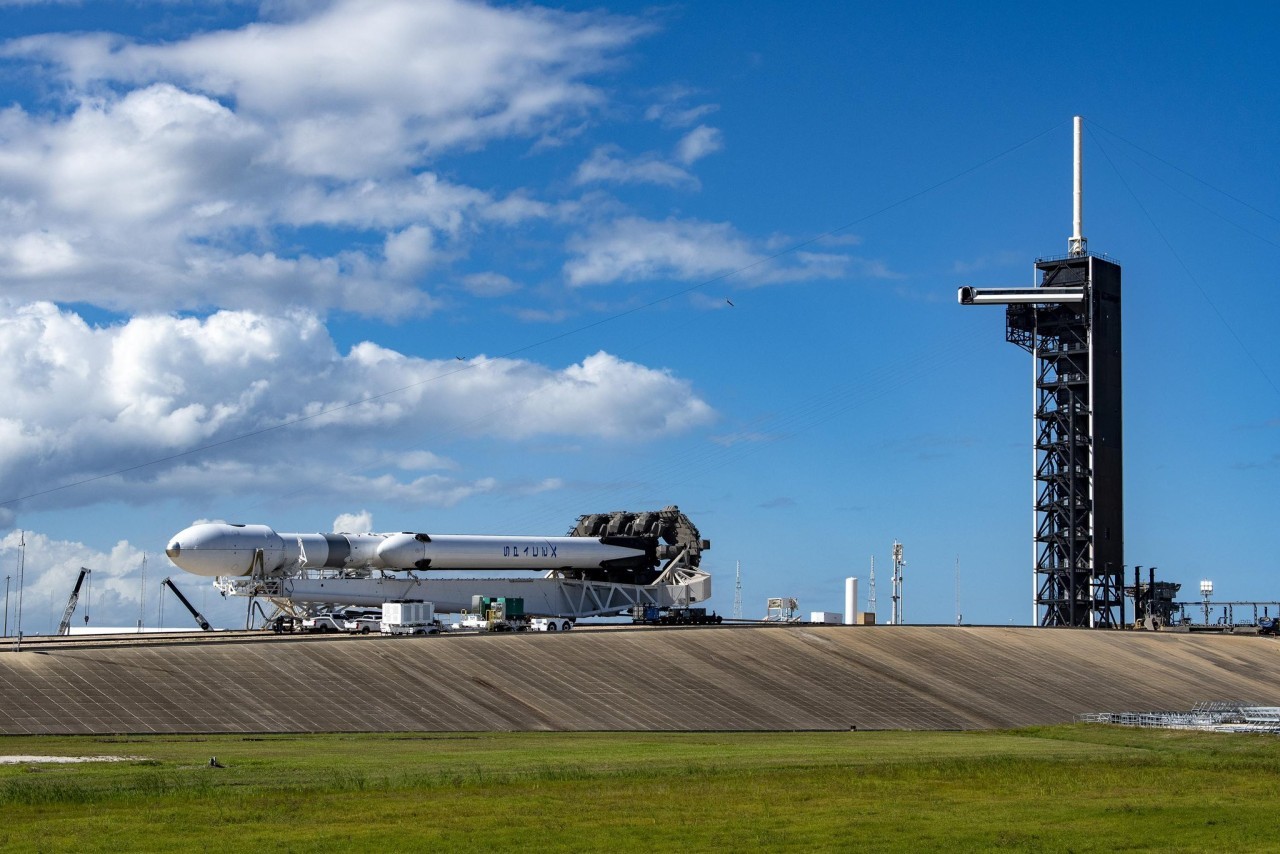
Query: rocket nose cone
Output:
[[165, 526, 215, 575]]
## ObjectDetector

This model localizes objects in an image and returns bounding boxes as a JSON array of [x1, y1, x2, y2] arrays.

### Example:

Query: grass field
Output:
[[0, 725, 1277, 852]]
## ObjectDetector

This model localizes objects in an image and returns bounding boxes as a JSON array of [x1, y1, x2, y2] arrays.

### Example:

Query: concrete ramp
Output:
[[1, 625, 1278, 733]]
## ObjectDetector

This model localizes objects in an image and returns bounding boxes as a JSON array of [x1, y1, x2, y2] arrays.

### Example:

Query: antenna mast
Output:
[[1068, 115, 1087, 256], [868, 555, 876, 618], [955, 554, 961, 625], [732, 561, 742, 620], [890, 541, 905, 625]]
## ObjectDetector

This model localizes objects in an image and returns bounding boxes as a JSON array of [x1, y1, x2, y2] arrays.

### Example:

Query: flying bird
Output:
[[725, 298, 735, 307]]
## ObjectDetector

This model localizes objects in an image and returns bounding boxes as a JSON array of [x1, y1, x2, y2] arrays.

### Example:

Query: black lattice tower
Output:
[[1010, 255, 1123, 626], [959, 117, 1124, 628]]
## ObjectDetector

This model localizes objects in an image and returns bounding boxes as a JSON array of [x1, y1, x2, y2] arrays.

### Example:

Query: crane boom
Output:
[[161, 577, 213, 631], [57, 567, 91, 636]]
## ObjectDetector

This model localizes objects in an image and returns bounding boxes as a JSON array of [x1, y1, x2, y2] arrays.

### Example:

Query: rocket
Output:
[[164, 522, 656, 578]]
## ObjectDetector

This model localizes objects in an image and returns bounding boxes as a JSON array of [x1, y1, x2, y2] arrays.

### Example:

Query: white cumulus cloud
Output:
[[333, 510, 375, 533], [0, 527, 250, 632], [0, 1, 651, 316], [5, 0, 648, 175], [674, 125, 722, 165], [643, 88, 719, 128], [563, 216, 853, 288], [574, 145, 697, 188], [0, 301, 715, 512]]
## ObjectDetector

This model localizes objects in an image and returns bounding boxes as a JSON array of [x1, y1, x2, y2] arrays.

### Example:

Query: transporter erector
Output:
[[165, 507, 711, 619]]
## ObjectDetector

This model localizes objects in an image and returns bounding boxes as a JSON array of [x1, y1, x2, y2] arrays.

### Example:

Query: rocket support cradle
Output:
[[165, 508, 711, 619]]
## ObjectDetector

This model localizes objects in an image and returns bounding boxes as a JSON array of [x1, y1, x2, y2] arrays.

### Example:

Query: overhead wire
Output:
[[1089, 124, 1280, 251], [0, 119, 1067, 511], [1089, 121, 1280, 229], [1088, 127, 1279, 400], [495, 315, 993, 535], [554, 120, 1280, 536]]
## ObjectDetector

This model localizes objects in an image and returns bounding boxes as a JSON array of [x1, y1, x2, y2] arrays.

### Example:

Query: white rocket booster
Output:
[[164, 522, 653, 578]]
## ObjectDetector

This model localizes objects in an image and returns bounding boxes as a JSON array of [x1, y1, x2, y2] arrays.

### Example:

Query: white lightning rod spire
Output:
[[1068, 115, 1087, 256]]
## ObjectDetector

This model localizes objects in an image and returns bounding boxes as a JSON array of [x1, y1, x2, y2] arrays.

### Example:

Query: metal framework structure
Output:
[[1022, 255, 1123, 626], [1076, 702, 1280, 733], [202, 506, 713, 626], [764, 597, 800, 622], [958, 118, 1124, 628], [967, 255, 1125, 627], [1171, 600, 1280, 628], [867, 555, 876, 619], [890, 541, 905, 625], [215, 546, 711, 621], [732, 561, 742, 620], [56, 567, 91, 636]]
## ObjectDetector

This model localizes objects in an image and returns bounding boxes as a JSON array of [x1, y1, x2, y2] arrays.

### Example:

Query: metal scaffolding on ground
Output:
[[1076, 702, 1280, 733]]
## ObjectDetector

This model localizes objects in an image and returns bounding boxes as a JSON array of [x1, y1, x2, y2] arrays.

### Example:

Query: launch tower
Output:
[[959, 117, 1124, 628]]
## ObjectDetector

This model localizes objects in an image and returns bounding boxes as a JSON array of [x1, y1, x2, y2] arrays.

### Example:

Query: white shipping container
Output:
[[384, 601, 433, 624], [381, 600, 436, 634], [810, 611, 842, 624]]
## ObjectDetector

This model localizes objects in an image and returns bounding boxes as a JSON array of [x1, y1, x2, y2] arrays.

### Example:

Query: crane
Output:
[[57, 567, 91, 636], [160, 577, 213, 631]]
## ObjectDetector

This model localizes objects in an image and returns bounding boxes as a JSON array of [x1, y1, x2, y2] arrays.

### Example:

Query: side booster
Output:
[[165, 522, 656, 578]]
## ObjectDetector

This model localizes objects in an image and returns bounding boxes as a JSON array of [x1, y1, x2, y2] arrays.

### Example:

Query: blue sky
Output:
[[0, 0, 1275, 631]]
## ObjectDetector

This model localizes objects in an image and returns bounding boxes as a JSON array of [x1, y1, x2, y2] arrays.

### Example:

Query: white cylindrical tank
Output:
[[375, 532, 646, 570], [844, 577, 858, 625]]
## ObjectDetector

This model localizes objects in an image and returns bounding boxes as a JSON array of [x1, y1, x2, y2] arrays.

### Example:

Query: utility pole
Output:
[[13, 531, 25, 651], [3, 574, 9, 637], [137, 554, 147, 632]]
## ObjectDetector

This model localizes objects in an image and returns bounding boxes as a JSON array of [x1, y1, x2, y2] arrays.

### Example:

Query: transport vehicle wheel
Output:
[[562, 621, 572, 632], [547, 622, 557, 631], [360, 627, 371, 634]]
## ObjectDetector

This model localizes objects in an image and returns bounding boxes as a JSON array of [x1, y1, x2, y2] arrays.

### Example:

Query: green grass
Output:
[[0, 726, 1277, 852]]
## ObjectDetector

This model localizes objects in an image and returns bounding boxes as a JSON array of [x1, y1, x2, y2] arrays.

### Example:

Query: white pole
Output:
[[844, 577, 858, 625], [1069, 115, 1086, 256], [14, 532, 24, 650], [1032, 341, 1040, 626], [137, 555, 146, 632], [955, 555, 961, 625]]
